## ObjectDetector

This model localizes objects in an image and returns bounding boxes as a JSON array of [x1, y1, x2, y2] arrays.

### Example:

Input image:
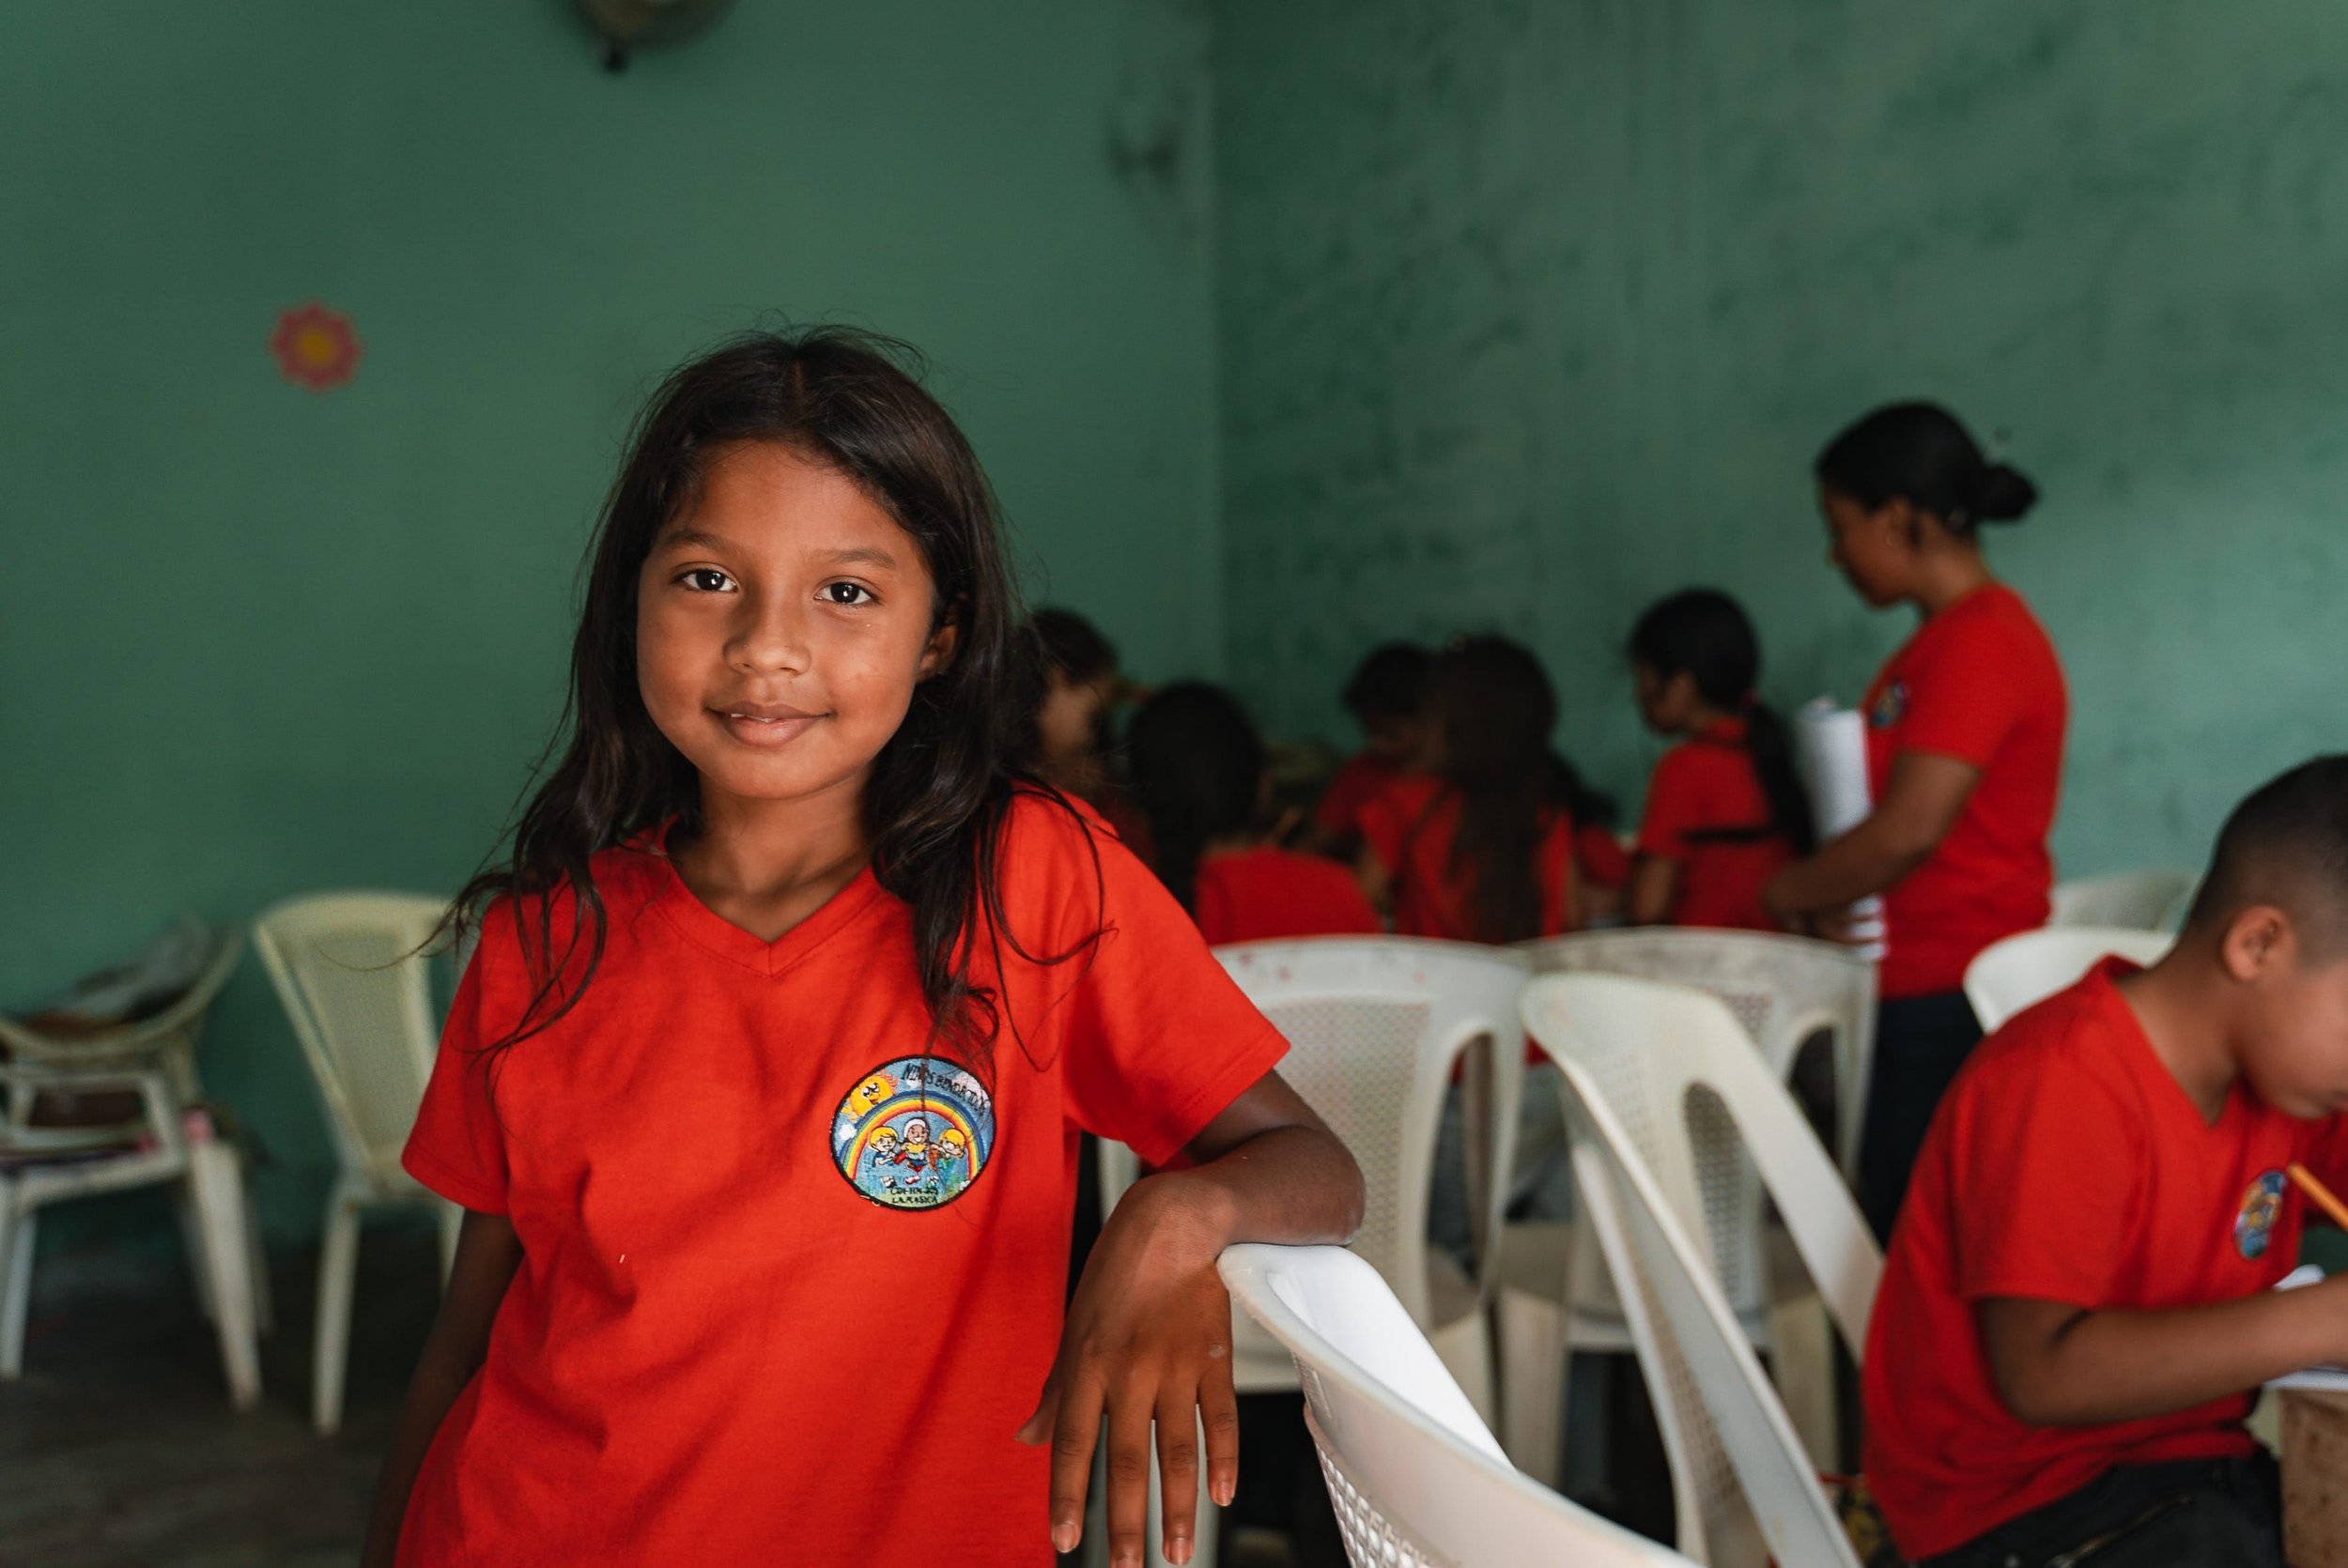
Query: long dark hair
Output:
[[1815, 401, 2038, 532], [1627, 590, 1815, 853], [450, 327, 1075, 1079], [1425, 637, 1590, 943], [1125, 683, 1263, 912]]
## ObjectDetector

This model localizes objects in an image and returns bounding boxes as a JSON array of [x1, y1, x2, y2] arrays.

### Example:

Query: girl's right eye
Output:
[[677, 568, 734, 593]]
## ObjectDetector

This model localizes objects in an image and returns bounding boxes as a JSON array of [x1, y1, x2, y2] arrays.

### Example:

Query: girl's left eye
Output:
[[820, 582, 875, 607]]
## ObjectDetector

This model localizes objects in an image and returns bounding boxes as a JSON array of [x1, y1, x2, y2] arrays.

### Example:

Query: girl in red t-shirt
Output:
[[1623, 589, 1815, 930], [1762, 402, 2067, 1241], [1124, 683, 1382, 946], [1301, 641, 1432, 860], [367, 331, 1363, 1568], [1355, 636, 1596, 945]]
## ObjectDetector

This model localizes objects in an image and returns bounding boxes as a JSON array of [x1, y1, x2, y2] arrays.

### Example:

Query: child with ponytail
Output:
[[1624, 590, 1815, 930]]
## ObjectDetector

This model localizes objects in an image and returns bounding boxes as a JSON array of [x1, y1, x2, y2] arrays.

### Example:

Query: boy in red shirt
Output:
[[1864, 757, 2348, 1567]]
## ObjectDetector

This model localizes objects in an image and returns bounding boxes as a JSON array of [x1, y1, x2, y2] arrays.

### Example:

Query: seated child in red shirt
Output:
[[1623, 590, 1815, 930], [1125, 683, 1382, 946], [1863, 755, 2348, 1568], [1355, 636, 1606, 945], [1303, 641, 1431, 860]]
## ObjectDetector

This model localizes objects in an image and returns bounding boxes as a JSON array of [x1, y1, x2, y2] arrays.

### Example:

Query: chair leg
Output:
[[186, 1142, 262, 1411], [315, 1192, 363, 1436], [243, 1191, 274, 1336], [0, 1203, 36, 1378], [175, 1185, 216, 1322], [1768, 1290, 1838, 1471]]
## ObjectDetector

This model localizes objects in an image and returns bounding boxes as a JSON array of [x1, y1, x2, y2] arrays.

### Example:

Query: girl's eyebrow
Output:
[[649, 533, 897, 571]]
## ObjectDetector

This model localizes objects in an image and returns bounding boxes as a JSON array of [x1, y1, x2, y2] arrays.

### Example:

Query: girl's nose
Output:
[[728, 594, 811, 675]]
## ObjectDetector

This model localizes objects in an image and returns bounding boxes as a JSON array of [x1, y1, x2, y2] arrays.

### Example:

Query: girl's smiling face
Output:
[[636, 440, 957, 810]]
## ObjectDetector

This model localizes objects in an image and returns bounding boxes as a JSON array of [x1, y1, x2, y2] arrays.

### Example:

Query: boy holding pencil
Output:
[[1864, 756, 2348, 1567]]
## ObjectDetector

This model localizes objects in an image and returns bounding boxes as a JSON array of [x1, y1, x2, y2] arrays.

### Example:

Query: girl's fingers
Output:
[[1045, 1370, 1104, 1555], [1199, 1347, 1242, 1509], [1153, 1388, 1203, 1566], [1103, 1376, 1158, 1567], [1015, 1364, 1063, 1447]]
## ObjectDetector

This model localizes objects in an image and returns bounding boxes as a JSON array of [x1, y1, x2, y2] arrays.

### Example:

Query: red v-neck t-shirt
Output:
[[398, 792, 1288, 1567], [1863, 959, 2348, 1558]]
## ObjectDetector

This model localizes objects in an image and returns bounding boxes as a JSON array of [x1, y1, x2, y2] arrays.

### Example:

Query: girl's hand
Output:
[[1016, 1173, 1240, 1567]]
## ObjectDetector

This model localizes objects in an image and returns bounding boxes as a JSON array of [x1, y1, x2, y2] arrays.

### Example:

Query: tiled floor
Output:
[[0, 1223, 440, 1568]]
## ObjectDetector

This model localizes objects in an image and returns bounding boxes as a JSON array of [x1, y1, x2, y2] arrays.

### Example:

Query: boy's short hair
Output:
[[2184, 755, 2348, 956], [1340, 642, 1432, 719]]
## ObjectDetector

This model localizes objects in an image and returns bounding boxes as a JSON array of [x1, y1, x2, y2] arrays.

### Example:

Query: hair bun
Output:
[[1972, 462, 2038, 524]]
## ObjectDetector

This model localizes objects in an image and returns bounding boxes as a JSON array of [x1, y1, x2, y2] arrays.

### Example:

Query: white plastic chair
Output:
[[1219, 1243, 1695, 1567], [1522, 973, 1867, 1568], [0, 926, 263, 1408], [1506, 930, 1872, 1477], [2047, 869, 2196, 932], [1104, 937, 1529, 1410], [253, 892, 459, 1435], [1095, 937, 1529, 1568], [1964, 926, 2174, 1035]]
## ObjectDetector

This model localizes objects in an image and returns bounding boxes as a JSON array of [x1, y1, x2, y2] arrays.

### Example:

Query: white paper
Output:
[[1794, 699, 1886, 961]]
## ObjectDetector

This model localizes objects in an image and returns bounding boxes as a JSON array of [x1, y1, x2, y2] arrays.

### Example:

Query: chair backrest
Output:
[[0, 923, 245, 1085], [2047, 869, 2196, 932], [1521, 930, 1875, 1176], [1210, 938, 1530, 1324], [252, 892, 453, 1191], [1220, 1243, 1696, 1567], [1521, 976, 1864, 1568], [1964, 926, 2174, 1034]]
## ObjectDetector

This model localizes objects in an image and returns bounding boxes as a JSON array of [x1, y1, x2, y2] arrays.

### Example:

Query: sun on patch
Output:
[[830, 1055, 995, 1210]]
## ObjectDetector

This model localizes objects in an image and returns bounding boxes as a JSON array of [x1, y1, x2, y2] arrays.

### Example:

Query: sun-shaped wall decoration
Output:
[[270, 302, 363, 392]]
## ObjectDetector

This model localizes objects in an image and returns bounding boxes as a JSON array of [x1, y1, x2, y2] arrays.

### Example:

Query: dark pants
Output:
[[1925, 1453, 2282, 1568], [1858, 989, 1983, 1243]]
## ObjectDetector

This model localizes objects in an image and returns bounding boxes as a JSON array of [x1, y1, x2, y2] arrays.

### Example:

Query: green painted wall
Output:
[[1215, 2, 2348, 872], [2, 0, 1216, 1246]]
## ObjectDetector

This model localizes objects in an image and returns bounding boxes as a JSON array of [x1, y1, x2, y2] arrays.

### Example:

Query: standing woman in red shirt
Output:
[[1624, 589, 1815, 930], [1124, 683, 1383, 945], [1764, 403, 2067, 1240], [365, 331, 1362, 1568]]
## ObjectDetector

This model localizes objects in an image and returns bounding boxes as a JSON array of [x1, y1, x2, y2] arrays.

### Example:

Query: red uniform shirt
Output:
[[1355, 775, 1574, 944], [1864, 583, 2067, 999], [1312, 753, 1402, 845], [397, 792, 1287, 1567], [1575, 825, 1632, 892], [1193, 846, 1383, 946], [1633, 718, 1794, 931], [1863, 960, 2348, 1559]]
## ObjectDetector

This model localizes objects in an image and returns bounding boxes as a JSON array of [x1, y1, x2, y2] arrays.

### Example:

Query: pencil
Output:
[[2287, 1162, 2348, 1232]]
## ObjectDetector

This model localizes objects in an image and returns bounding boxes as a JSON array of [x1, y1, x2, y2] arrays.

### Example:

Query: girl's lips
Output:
[[712, 708, 823, 747]]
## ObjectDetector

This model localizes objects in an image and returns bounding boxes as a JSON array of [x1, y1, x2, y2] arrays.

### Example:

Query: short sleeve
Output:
[[1022, 802, 1290, 1167], [401, 904, 518, 1215], [1897, 609, 2031, 769], [1635, 746, 1706, 863], [1947, 1053, 2143, 1308]]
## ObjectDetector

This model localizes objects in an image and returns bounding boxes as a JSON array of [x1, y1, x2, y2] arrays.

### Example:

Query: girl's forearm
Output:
[[1148, 1125, 1365, 1251]]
